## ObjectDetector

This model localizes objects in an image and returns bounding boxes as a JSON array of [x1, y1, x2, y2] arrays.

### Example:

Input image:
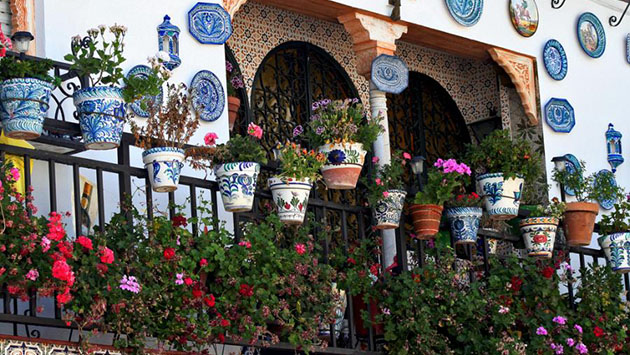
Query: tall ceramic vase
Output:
[[73, 86, 126, 150], [268, 177, 312, 225], [142, 147, 185, 193], [318, 142, 366, 189], [519, 217, 559, 258], [409, 204, 443, 240], [0, 78, 54, 140], [598, 232, 630, 273], [372, 190, 407, 230], [476, 173, 524, 220], [445, 207, 483, 245], [214, 162, 260, 212]]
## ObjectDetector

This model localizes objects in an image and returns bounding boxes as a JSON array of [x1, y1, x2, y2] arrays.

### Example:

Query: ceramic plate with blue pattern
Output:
[[544, 98, 575, 133], [371, 54, 409, 94], [594, 170, 617, 210], [445, 0, 483, 27], [626, 34, 630, 64], [543, 40, 568, 81], [577, 12, 606, 58], [188, 2, 233, 45], [191, 70, 225, 122], [126, 65, 163, 118], [563, 154, 580, 196]]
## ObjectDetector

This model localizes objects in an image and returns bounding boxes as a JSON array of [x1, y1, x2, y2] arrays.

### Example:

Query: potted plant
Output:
[[552, 160, 618, 246], [65, 25, 168, 150], [0, 54, 59, 140], [597, 193, 630, 273], [306, 98, 383, 189], [362, 151, 409, 230], [412, 158, 471, 239], [445, 191, 483, 245], [519, 198, 566, 258], [268, 142, 326, 224], [225, 60, 244, 131], [465, 130, 541, 220], [130, 83, 211, 193], [212, 123, 267, 212]]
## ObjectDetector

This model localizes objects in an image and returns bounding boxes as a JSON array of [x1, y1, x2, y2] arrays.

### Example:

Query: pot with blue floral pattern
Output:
[[445, 207, 483, 245], [318, 142, 366, 189], [519, 217, 559, 258], [269, 177, 312, 225], [476, 173, 525, 220], [142, 147, 185, 193], [215, 162, 260, 212], [373, 189, 407, 230], [0, 78, 54, 140], [73, 86, 126, 150], [598, 232, 630, 273]]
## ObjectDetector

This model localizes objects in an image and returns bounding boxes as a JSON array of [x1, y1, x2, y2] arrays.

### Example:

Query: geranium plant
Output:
[[447, 191, 482, 207], [362, 151, 409, 206], [0, 56, 60, 84], [211, 123, 268, 165], [552, 160, 620, 203], [598, 193, 630, 236], [528, 197, 567, 219], [414, 158, 471, 205], [274, 141, 326, 181]]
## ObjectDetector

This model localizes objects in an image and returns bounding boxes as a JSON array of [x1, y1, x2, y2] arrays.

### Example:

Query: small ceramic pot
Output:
[[445, 207, 483, 245], [563, 201, 599, 246], [268, 177, 312, 225], [476, 173, 524, 220], [227, 96, 240, 131], [74, 86, 126, 150], [0, 78, 54, 140], [598, 232, 630, 273], [214, 162, 260, 212], [142, 147, 185, 193], [318, 142, 366, 189], [372, 190, 407, 230], [520, 217, 559, 258], [409, 204, 443, 240]]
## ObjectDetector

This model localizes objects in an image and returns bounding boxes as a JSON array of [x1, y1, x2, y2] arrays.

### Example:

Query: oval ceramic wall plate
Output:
[[445, 0, 484, 27], [577, 12, 606, 58], [188, 2, 233, 45], [370, 54, 409, 94], [191, 70, 225, 122], [543, 40, 568, 80], [563, 154, 580, 197], [509, 0, 539, 37], [127, 65, 163, 118]]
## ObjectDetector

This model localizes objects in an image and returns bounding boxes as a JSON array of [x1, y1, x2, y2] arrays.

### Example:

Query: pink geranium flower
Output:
[[295, 243, 306, 255], [9, 167, 20, 182], [25, 269, 39, 281], [204, 132, 218, 146], [372, 156, 380, 164], [382, 191, 389, 198], [403, 152, 411, 160], [247, 123, 263, 139]]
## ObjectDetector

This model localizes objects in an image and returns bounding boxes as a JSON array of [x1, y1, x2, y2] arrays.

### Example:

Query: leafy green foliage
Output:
[[552, 160, 620, 203], [274, 141, 326, 181], [527, 198, 567, 219], [362, 151, 410, 206], [121, 57, 169, 106], [599, 193, 630, 235], [211, 133, 268, 165], [414, 159, 471, 206], [0, 56, 60, 84]]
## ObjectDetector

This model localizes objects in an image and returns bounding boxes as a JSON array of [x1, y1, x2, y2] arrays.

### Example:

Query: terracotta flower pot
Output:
[[409, 204, 443, 240], [227, 96, 240, 131], [318, 142, 366, 189], [563, 201, 599, 246]]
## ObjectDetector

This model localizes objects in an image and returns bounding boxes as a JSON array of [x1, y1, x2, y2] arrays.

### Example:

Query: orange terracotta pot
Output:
[[410, 204, 444, 240], [563, 201, 599, 246], [227, 96, 240, 131]]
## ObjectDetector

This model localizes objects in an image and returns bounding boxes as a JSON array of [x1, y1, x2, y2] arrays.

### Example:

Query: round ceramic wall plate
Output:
[[563, 154, 580, 196], [127, 65, 163, 118], [594, 169, 616, 210], [371, 54, 409, 94], [188, 2, 233, 45], [191, 70, 225, 122], [577, 12, 606, 58], [445, 0, 483, 27], [509, 0, 539, 37], [544, 98, 574, 133], [543, 40, 568, 80]]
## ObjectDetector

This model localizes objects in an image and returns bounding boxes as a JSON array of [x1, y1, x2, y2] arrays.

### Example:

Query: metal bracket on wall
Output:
[[551, 0, 566, 9], [609, 1, 630, 26], [389, 0, 401, 21]]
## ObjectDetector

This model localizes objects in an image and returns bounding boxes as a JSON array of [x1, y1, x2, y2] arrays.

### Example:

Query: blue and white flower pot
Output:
[[373, 189, 407, 230], [318, 142, 366, 189], [598, 232, 630, 273], [476, 173, 524, 220], [214, 162, 260, 212], [445, 207, 483, 245], [73, 86, 126, 150], [0, 78, 54, 140], [142, 147, 185, 193], [269, 176, 312, 225], [520, 217, 559, 259]]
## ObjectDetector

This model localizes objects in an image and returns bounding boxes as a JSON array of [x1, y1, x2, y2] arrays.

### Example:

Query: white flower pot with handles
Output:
[[520, 217, 559, 259], [142, 147, 185, 193], [318, 142, 366, 189], [214, 162, 260, 212], [269, 177, 312, 225], [598, 232, 630, 273], [476, 173, 524, 220]]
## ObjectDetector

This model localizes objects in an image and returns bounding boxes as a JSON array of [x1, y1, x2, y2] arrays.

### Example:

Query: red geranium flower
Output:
[[96, 263, 108, 276], [532, 234, 548, 244], [192, 288, 203, 299], [510, 276, 522, 292], [220, 318, 230, 327], [163, 248, 176, 260], [239, 284, 254, 297], [594, 326, 604, 337], [370, 263, 380, 277], [99, 246, 114, 264], [470, 192, 479, 198], [76, 235, 93, 250], [204, 294, 215, 307], [184, 277, 193, 286], [541, 266, 554, 279], [172, 215, 187, 227], [199, 258, 208, 267], [347, 257, 356, 265]]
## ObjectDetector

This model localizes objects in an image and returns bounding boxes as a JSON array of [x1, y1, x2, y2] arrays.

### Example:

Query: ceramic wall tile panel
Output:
[[0, 338, 128, 355]]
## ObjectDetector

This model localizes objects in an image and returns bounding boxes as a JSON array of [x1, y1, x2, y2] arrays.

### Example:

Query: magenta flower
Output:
[[576, 343, 588, 354], [238, 240, 252, 249], [292, 125, 303, 137], [119, 275, 141, 293], [372, 156, 380, 164], [247, 123, 263, 139], [204, 132, 218, 146], [536, 326, 548, 335], [175, 273, 184, 285], [566, 338, 575, 347], [41, 237, 51, 252], [553, 316, 567, 325], [25, 269, 39, 281], [403, 152, 411, 160], [295, 243, 306, 255], [9, 167, 20, 182], [574, 324, 583, 333], [382, 191, 390, 198], [375, 178, 382, 186]]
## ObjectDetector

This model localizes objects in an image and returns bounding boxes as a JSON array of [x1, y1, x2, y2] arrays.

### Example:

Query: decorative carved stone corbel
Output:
[[488, 47, 539, 126], [223, 0, 248, 18]]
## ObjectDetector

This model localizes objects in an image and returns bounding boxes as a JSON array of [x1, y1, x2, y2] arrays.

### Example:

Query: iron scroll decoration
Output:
[[551, 0, 566, 9], [370, 54, 409, 94], [610, 1, 630, 27]]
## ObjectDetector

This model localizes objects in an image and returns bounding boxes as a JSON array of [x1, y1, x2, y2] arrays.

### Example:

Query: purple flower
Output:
[[536, 326, 548, 335], [175, 273, 184, 285], [226, 60, 233, 73], [293, 125, 304, 137], [566, 338, 575, 347], [119, 275, 141, 293], [554, 345, 564, 354], [574, 324, 583, 333], [576, 343, 588, 354], [315, 126, 325, 135], [231, 75, 245, 89], [553, 316, 567, 325], [327, 150, 346, 165]]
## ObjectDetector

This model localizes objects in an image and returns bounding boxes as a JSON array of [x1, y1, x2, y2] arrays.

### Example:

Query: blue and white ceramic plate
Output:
[[577, 12, 606, 58], [543, 40, 568, 81], [563, 154, 580, 196], [126, 65, 163, 118], [188, 2, 233, 45], [594, 169, 617, 210], [445, 0, 483, 27], [544, 98, 575, 133], [371, 54, 409, 94], [191, 70, 225, 122]]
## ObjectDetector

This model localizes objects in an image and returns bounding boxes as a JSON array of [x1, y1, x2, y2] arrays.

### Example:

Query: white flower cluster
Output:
[[147, 52, 172, 80]]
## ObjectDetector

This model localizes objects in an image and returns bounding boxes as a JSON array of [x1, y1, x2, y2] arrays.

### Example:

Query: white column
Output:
[[369, 82, 397, 269]]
